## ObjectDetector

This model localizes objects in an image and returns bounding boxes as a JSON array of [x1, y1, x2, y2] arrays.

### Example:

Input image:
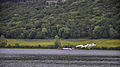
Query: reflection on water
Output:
[[0, 49, 120, 67]]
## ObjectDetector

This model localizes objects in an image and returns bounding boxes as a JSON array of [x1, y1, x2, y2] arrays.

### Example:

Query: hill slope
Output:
[[0, 0, 120, 39]]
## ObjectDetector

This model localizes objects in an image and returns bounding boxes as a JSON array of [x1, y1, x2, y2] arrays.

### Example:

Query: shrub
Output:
[[54, 35, 61, 48], [38, 45, 41, 48], [0, 35, 7, 48], [14, 43, 19, 48], [7, 44, 11, 48]]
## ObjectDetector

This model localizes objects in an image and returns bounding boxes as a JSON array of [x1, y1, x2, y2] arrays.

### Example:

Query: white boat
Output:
[[61, 48, 74, 50]]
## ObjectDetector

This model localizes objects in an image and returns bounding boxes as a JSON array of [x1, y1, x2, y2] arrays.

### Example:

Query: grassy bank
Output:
[[5, 39, 120, 50]]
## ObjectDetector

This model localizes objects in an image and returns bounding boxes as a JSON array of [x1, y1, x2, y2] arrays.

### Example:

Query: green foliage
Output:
[[59, 27, 70, 38], [38, 45, 41, 48], [109, 28, 119, 38], [14, 43, 20, 48], [0, 0, 120, 39], [93, 26, 104, 38], [0, 35, 7, 47], [7, 44, 11, 48], [54, 35, 61, 48], [41, 28, 48, 38]]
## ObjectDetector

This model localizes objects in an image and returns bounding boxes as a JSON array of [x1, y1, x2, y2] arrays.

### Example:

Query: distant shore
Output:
[[7, 39, 120, 41], [1, 39, 119, 50]]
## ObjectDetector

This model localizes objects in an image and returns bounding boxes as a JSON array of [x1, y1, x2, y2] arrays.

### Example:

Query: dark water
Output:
[[0, 49, 120, 67]]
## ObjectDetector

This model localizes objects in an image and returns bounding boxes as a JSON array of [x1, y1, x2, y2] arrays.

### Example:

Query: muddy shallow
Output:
[[0, 49, 120, 67]]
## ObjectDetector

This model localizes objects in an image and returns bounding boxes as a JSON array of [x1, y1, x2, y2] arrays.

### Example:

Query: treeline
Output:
[[0, 0, 120, 39], [0, 0, 31, 2]]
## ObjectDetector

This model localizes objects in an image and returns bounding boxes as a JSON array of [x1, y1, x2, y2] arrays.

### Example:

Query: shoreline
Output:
[[1, 47, 120, 50], [0, 39, 120, 50]]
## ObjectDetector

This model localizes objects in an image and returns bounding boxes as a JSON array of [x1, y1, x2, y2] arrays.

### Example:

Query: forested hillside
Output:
[[0, 0, 120, 39]]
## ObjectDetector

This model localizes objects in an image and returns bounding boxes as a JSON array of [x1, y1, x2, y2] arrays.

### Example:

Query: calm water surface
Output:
[[0, 49, 120, 67]]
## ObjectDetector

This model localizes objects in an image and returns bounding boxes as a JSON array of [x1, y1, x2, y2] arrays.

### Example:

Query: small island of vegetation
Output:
[[0, 35, 120, 50]]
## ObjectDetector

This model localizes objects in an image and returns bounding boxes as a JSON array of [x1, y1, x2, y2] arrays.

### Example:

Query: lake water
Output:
[[0, 49, 120, 67]]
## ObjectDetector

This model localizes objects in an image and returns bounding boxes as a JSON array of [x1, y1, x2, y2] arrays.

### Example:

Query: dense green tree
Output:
[[109, 28, 119, 38], [0, 35, 7, 47], [54, 35, 61, 48], [0, 0, 119, 39], [93, 26, 104, 38], [41, 28, 48, 38], [59, 27, 70, 38], [35, 31, 42, 39]]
